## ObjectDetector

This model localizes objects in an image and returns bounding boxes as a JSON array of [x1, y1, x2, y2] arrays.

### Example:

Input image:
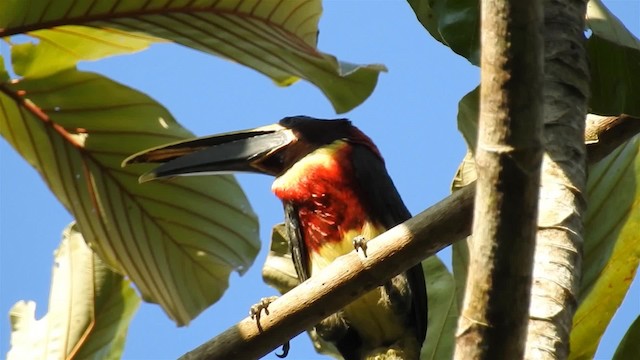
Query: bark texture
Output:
[[525, 0, 590, 358], [455, 0, 543, 358]]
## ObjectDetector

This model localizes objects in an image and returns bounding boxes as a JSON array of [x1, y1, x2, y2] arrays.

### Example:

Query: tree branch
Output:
[[525, 1, 591, 358], [179, 114, 638, 360], [180, 185, 475, 360], [455, 0, 543, 357]]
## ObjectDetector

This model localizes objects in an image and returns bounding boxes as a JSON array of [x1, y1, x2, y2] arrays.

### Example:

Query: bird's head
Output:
[[123, 116, 380, 182]]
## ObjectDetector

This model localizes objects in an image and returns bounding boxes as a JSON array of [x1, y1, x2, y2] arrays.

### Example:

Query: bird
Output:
[[124, 116, 427, 360]]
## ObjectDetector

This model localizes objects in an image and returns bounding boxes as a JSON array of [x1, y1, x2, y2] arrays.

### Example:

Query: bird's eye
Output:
[[280, 118, 294, 127]]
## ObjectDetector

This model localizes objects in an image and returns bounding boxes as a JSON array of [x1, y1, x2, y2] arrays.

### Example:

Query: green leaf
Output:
[[10, 26, 159, 78], [586, 0, 640, 117], [456, 86, 480, 150], [613, 315, 640, 360], [0, 54, 9, 82], [570, 135, 640, 359], [262, 223, 300, 294], [7, 223, 140, 360], [0, 0, 386, 113], [450, 151, 476, 311], [420, 257, 458, 360], [406, 0, 480, 65], [0, 68, 260, 325]]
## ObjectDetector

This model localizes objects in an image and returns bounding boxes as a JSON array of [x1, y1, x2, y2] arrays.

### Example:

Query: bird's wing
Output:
[[283, 202, 311, 282], [350, 145, 428, 345]]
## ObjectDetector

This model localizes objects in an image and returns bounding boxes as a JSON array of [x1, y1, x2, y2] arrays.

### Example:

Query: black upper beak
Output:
[[122, 124, 294, 182]]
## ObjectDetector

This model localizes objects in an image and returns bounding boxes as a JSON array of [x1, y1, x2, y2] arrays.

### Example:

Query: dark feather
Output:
[[350, 144, 428, 346], [283, 202, 310, 282]]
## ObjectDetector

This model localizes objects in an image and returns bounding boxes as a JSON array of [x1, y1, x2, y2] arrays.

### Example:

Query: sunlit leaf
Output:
[[0, 0, 385, 113], [586, 0, 640, 117], [7, 223, 140, 360], [570, 135, 640, 359], [612, 315, 640, 360], [9, 26, 159, 78], [420, 257, 458, 360], [0, 68, 260, 325]]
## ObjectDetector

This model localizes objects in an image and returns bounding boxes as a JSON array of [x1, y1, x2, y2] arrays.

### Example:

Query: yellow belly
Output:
[[309, 224, 405, 346]]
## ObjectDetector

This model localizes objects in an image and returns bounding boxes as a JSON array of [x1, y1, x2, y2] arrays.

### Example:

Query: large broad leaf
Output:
[[407, 0, 640, 117], [569, 135, 640, 359], [586, 0, 640, 117], [407, 0, 479, 65], [420, 257, 458, 360], [8, 223, 140, 360], [0, 0, 385, 113], [612, 315, 640, 360], [0, 65, 259, 325], [8, 26, 161, 78]]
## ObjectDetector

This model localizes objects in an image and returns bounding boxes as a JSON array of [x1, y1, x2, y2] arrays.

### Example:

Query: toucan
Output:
[[124, 116, 427, 360]]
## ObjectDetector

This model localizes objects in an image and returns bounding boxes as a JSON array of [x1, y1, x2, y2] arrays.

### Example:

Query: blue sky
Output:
[[1, 1, 639, 359]]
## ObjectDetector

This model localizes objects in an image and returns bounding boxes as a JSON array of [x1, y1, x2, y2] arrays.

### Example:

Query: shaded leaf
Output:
[[0, 55, 9, 82], [420, 257, 458, 360], [570, 135, 640, 359], [450, 151, 476, 311], [586, 0, 640, 117], [8, 223, 140, 360], [456, 86, 480, 150], [406, 0, 480, 65], [612, 315, 640, 360], [0, 68, 260, 325], [0, 0, 386, 113], [406, 0, 445, 44], [262, 223, 299, 294]]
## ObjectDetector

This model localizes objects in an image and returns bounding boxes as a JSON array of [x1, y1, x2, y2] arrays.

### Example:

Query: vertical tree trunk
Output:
[[454, 0, 543, 358], [525, 0, 590, 358]]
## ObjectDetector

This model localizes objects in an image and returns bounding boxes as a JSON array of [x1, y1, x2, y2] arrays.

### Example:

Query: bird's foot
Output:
[[249, 296, 279, 327], [249, 296, 291, 358], [353, 235, 368, 257]]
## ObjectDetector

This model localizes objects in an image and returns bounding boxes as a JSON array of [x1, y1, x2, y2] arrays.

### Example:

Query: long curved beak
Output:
[[122, 124, 294, 183]]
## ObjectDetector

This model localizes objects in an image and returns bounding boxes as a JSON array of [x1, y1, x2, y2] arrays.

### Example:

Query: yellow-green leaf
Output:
[[0, 68, 260, 325], [8, 223, 140, 360], [10, 26, 159, 78], [0, 0, 386, 113], [570, 135, 640, 359]]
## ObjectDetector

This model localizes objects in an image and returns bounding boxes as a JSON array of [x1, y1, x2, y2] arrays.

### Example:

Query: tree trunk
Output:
[[525, 0, 590, 358], [454, 0, 543, 358]]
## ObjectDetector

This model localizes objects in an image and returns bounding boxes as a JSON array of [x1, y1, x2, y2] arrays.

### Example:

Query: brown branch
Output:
[[178, 114, 638, 360], [586, 114, 640, 163], [454, 0, 543, 357]]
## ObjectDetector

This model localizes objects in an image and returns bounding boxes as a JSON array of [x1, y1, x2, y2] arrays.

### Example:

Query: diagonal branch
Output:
[[179, 114, 638, 360]]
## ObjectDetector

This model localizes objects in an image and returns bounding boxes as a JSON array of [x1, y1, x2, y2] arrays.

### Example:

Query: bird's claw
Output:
[[249, 296, 290, 358], [353, 235, 368, 257], [249, 296, 279, 327], [275, 341, 290, 358]]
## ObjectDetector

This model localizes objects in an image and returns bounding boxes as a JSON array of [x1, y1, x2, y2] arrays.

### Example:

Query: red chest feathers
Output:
[[271, 143, 370, 251]]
